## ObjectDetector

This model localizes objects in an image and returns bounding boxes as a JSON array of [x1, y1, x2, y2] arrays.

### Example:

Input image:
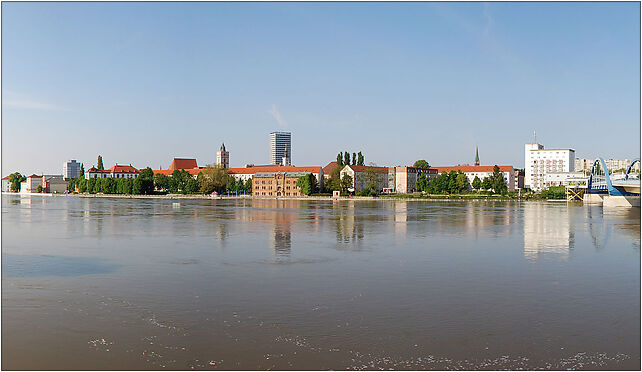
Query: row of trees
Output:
[[336, 151, 364, 167], [8, 172, 26, 192], [415, 165, 508, 194], [68, 166, 252, 195]]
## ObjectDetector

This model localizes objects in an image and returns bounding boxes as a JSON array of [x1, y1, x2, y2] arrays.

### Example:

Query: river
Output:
[[2, 195, 639, 370]]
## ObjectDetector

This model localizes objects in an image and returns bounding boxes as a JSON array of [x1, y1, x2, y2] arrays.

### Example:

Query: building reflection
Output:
[[248, 199, 299, 259], [523, 203, 574, 261], [333, 201, 364, 249]]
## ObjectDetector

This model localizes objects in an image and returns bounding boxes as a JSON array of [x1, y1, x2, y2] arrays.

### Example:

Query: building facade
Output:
[[252, 172, 311, 197], [23, 174, 43, 192], [575, 157, 640, 174], [269, 131, 291, 165], [229, 165, 323, 188], [340, 165, 389, 192], [543, 172, 587, 188], [433, 165, 516, 191], [2, 176, 11, 192], [387, 166, 438, 193], [525, 143, 575, 191], [43, 175, 68, 193], [85, 164, 139, 179], [216, 143, 230, 169], [63, 160, 81, 180]]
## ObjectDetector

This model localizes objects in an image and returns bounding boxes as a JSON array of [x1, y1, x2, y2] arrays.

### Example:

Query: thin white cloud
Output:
[[268, 104, 288, 127], [482, 3, 494, 38], [3, 99, 70, 111]]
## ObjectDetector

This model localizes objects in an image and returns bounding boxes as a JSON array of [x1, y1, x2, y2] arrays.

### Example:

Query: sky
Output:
[[2, 2, 640, 175]]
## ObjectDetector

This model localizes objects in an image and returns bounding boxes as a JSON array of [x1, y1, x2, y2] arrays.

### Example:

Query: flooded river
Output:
[[2, 195, 640, 370]]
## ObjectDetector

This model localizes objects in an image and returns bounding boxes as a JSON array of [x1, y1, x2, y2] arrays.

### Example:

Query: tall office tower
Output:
[[270, 131, 291, 165], [63, 160, 81, 180], [216, 143, 229, 169]]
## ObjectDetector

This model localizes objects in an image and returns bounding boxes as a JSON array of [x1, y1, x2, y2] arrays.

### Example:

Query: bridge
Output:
[[584, 158, 640, 207]]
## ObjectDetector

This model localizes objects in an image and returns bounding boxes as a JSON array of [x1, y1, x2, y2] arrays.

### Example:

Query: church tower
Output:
[[216, 143, 229, 169], [474, 146, 480, 166]]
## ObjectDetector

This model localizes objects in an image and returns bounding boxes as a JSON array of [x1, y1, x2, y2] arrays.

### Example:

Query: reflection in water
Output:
[[334, 201, 364, 249], [523, 203, 574, 261]]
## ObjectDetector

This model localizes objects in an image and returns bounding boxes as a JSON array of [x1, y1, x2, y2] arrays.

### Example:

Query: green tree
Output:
[[472, 176, 482, 190], [455, 172, 470, 193], [185, 177, 200, 194], [132, 177, 143, 194], [357, 152, 364, 166], [133, 167, 155, 194], [482, 177, 492, 191], [87, 178, 96, 194], [413, 160, 430, 169], [36, 185, 43, 193], [77, 178, 87, 193], [340, 174, 353, 194], [336, 153, 343, 167], [153, 173, 170, 191], [417, 173, 430, 192], [491, 165, 507, 194], [97, 155, 104, 170], [245, 178, 252, 194], [352, 152, 356, 165], [80, 163, 85, 177], [296, 174, 318, 196], [344, 151, 350, 166], [199, 166, 229, 194], [362, 167, 382, 194], [8, 172, 26, 192]]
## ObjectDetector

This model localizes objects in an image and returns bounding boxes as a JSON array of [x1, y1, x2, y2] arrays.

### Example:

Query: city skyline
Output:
[[2, 2, 640, 175]]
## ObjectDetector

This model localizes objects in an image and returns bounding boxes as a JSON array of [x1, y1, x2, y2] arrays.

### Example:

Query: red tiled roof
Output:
[[27, 174, 40, 178], [433, 165, 514, 173], [168, 158, 198, 171], [2, 176, 10, 180], [343, 165, 388, 174], [228, 165, 322, 175], [107, 164, 139, 173], [153, 168, 203, 176], [323, 161, 339, 174]]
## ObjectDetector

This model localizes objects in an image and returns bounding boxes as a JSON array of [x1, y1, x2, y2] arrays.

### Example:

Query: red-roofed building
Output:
[[2, 175, 11, 192], [229, 165, 323, 185], [322, 161, 339, 179], [85, 164, 139, 180], [340, 165, 389, 192], [432, 165, 515, 190], [152, 158, 204, 177]]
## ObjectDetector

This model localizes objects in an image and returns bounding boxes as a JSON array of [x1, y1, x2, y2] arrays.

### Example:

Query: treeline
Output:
[[68, 167, 252, 195], [416, 165, 508, 195], [336, 151, 364, 167]]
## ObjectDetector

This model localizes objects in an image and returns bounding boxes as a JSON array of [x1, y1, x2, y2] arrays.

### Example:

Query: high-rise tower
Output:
[[216, 143, 229, 169], [270, 132, 291, 165]]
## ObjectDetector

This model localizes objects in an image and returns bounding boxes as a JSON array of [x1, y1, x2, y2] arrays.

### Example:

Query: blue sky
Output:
[[2, 2, 640, 175]]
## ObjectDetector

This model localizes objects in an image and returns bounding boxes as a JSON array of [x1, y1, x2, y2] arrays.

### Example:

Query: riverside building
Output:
[[216, 143, 229, 169], [63, 160, 81, 180], [85, 164, 139, 179], [270, 132, 291, 165], [525, 142, 575, 191]]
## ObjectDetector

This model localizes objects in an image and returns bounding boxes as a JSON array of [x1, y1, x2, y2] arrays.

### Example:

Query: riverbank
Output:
[[3, 192, 571, 202]]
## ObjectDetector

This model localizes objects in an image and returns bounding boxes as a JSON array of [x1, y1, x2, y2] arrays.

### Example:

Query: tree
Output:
[[455, 172, 469, 193], [352, 152, 357, 165], [199, 166, 230, 194], [448, 171, 458, 194], [296, 174, 318, 196], [340, 174, 353, 194], [8, 172, 26, 192], [413, 160, 430, 169], [362, 167, 382, 194], [336, 153, 343, 167], [80, 163, 85, 177], [87, 178, 96, 194], [482, 177, 492, 191], [472, 176, 482, 190], [417, 173, 430, 192], [491, 165, 507, 194], [344, 151, 350, 166], [133, 177, 143, 194], [36, 185, 43, 193], [134, 167, 155, 194], [357, 152, 364, 166], [245, 178, 252, 194], [185, 177, 200, 193], [97, 155, 104, 170], [154, 173, 170, 191]]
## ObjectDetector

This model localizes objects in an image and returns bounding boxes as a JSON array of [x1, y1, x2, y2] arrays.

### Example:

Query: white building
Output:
[[2, 176, 11, 192], [63, 160, 81, 180], [576, 158, 640, 174], [216, 143, 230, 169], [340, 165, 389, 192], [85, 164, 139, 179], [22, 174, 43, 192], [544, 172, 587, 188], [387, 166, 438, 193], [269, 131, 291, 165], [525, 143, 575, 191]]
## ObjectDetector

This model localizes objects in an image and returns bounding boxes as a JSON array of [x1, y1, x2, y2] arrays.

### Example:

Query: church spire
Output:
[[475, 146, 480, 166]]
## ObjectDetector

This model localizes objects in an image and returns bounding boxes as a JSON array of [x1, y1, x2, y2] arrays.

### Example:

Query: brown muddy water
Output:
[[1, 195, 640, 370]]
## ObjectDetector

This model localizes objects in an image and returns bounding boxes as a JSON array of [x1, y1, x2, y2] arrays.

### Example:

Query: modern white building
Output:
[[216, 143, 230, 169], [63, 160, 81, 180], [270, 132, 291, 165], [525, 143, 575, 191], [544, 172, 587, 188]]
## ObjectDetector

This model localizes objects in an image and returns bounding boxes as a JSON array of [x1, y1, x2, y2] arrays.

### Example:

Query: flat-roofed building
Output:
[[432, 165, 516, 191], [525, 142, 575, 191], [270, 132, 291, 165], [253, 172, 312, 197], [63, 160, 81, 180], [229, 165, 323, 188], [43, 175, 68, 193], [388, 166, 438, 193]]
